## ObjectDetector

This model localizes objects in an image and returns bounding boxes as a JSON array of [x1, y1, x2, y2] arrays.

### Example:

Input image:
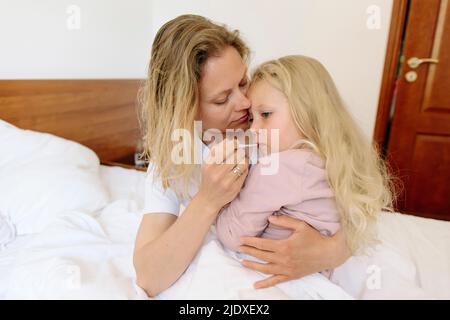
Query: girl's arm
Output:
[[217, 151, 349, 288], [216, 153, 302, 251]]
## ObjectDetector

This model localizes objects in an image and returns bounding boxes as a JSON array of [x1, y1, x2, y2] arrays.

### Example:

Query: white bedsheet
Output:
[[0, 165, 449, 299], [332, 213, 449, 299], [0, 200, 351, 300]]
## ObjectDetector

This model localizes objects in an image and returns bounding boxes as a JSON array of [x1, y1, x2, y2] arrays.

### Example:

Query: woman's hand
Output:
[[197, 138, 250, 213], [238, 215, 351, 289]]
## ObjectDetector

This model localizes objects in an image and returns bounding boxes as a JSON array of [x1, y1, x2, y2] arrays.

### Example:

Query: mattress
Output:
[[0, 164, 449, 299]]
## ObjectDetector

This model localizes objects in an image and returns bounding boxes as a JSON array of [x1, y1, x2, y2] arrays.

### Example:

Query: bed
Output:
[[0, 80, 449, 300]]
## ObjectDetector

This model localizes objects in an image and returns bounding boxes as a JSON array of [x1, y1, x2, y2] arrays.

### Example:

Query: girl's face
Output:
[[248, 80, 303, 155], [197, 46, 251, 133]]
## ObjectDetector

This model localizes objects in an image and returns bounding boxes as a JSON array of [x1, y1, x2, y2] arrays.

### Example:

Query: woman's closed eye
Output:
[[215, 77, 248, 105], [215, 96, 229, 105]]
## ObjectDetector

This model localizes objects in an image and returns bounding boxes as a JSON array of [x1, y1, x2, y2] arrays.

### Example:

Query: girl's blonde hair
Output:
[[251, 55, 394, 253], [139, 15, 249, 195]]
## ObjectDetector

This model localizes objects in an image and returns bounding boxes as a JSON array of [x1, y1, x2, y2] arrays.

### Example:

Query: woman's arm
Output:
[[237, 214, 350, 289], [133, 195, 219, 297], [134, 139, 249, 297]]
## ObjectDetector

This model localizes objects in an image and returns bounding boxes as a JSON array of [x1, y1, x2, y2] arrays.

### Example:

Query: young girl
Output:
[[216, 55, 393, 261]]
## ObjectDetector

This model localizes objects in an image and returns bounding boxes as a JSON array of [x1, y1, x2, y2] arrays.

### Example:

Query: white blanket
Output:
[[1, 165, 449, 299], [2, 200, 146, 299], [1, 200, 351, 300], [157, 231, 353, 300]]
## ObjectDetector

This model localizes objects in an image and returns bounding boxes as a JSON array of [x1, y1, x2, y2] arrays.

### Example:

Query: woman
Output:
[[133, 14, 350, 298]]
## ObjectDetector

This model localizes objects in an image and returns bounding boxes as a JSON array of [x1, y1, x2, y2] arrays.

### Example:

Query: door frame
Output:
[[373, 0, 409, 149]]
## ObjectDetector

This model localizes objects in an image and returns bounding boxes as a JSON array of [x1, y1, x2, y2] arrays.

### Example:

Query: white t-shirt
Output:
[[142, 137, 258, 216], [142, 138, 211, 216]]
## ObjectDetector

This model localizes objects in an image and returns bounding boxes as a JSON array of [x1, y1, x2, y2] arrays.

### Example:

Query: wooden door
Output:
[[387, 0, 450, 220]]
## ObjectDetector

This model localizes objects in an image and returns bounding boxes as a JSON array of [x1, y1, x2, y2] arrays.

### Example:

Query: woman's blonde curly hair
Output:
[[139, 14, 249, 196]]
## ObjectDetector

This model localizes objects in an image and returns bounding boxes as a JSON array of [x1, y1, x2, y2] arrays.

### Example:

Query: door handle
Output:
[[407, 57, 439, 69]]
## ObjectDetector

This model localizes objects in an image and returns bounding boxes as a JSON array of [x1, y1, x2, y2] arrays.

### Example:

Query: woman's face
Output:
[[248, 79, 302, 154], [197, 46, 251, 134]]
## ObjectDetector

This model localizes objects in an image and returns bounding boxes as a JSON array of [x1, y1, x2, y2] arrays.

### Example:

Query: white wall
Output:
[[0, 0, 153, 78], [0, 0, 393, 138]]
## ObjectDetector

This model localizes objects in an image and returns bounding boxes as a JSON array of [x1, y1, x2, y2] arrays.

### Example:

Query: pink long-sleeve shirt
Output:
[[216, 149, 341, 252]]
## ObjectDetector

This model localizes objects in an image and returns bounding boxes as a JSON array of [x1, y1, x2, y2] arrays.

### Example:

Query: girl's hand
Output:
[[197, 139, 250, 213], [238, 215, 351, 289]]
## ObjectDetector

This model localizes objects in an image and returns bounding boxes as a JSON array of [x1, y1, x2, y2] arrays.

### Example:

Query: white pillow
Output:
[[0, 119, 110, 235]]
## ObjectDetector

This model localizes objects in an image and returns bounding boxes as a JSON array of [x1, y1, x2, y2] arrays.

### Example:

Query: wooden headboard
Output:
[[0, 80, 143, 165]]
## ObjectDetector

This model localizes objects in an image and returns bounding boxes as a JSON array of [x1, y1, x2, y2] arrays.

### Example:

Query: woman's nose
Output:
[[236, 91, 251, 111]]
